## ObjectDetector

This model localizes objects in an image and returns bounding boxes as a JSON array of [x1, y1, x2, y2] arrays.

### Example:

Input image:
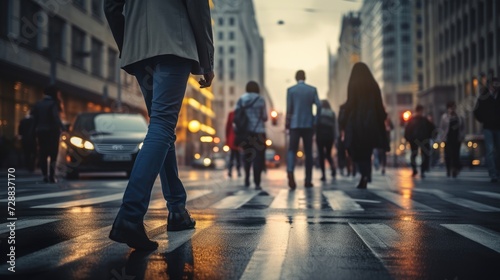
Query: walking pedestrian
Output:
[[18, 111, 37, 172], [340, 62, 388, 189], [225, 110, 241, 178], [474, 77, 500, 183], [285, 70, 321, 189], [438, 101, 465, 178], [234, 81, 267, 189], [104, 0, 215, 250], [337, 103, 356, 178], [404, 105, 435, 178], [375, 114, 393, 175], [31, 86, 65, 183], [316, 100, 337, 181]]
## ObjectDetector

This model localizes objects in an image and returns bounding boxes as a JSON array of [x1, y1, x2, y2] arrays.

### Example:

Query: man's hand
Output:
[[199, 71, 215, 88]]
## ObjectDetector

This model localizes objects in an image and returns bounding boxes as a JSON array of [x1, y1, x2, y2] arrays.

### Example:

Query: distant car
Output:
[[460, 135, 486, 168], [265, 149, 281, 168], [191, 153, 226, 169], [58, 113, 147, 179]]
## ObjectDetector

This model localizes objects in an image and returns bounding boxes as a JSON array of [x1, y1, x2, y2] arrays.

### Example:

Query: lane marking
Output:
[[349, 223, 400, 258], [353, 198, 381, 204], [442, 224, 500, 253], [156, 220, 213, 253], [32, 193, 124, 208], [240, 217, 291, 280], [370, 190, 440, 212], [470, 191, 500, 200], [210, 190, 261, 209], [0, 219, 59, 234], [323, 190, 364, 211], [415, 189, 500, 212], [269, 189, 298, 209], [0, 190, 94, 203], [149, 190, 213, 209]]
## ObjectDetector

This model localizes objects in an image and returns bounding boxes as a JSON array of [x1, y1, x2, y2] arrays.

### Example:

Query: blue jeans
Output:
[[287, 128, 314, 183], [118, 55, 191, 222], [484, 128, 500, 179]]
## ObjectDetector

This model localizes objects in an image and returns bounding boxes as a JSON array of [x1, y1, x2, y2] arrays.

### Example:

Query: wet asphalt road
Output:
[[0, 167, 499, 280]]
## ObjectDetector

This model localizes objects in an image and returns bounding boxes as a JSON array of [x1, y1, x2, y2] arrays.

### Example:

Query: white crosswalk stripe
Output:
[[0, 190, 94, 203], [323, 190, 364, 211], [415, 189, 500, 212], [210, 190, 261, 209], [470, 191, 500, 200], [349, 223, 400, 254], [149, 189, 213, 209], [370, 190, 440, 212], [269, 189, 298, 209], [31, 193, 124, 208], [0, 219, 59, 234], [442, 224, 500, 253]]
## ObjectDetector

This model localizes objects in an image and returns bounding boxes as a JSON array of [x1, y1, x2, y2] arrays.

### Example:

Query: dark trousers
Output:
[[376, 148, 387, 169], [444, 139, 461, 175], [228, 148, 241, 175], [241, 133, 266, 186], [287, 128, 314, 183], [410, 141, 431, 173], [37, 130, 60, 179], [22, 140, 37, 172], [316, 137, 336, 177], [119, 55, 191, 222]]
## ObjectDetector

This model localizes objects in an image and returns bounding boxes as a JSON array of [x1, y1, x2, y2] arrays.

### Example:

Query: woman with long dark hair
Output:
[[340, 62, 389, 189]]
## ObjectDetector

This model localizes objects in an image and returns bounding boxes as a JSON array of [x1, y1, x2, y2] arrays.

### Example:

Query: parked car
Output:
[[58, 113, 147, 179], [460, 135, 486, 168], [265, 149, 281, 168]]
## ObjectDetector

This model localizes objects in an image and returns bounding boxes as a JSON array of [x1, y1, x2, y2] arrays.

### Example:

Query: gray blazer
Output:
[[104, 0, 214, 75], [286, 81, 321, 129]]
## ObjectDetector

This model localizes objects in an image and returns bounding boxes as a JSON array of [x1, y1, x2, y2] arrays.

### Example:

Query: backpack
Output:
[[233, 97, 259, 146]]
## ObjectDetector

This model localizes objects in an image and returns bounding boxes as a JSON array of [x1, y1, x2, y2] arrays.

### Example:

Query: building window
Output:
[[0, 0, 8, 37], [451, 56, 456, 75], [416, 15, 422, 24], [49, 16, 65, 61], [71, 26, 86, 69], [91, 38, 103, 76], [108, 48, 117, 82], [478, 1, 484, 27], [402, 35, 410, 43], [401, 22, 410, 30], [456, 20, 461, 41], [417, 59, 423, 68], [444, 29, 449, 49], [457, 52, 462, 71], [471, 43, 477, 65], [486, 0, 493, 22], [444, 0, 449, 18], [417, 45, 423, 54], [218, 32, 223, 40], [479, 37, 485, 62], [445, 59, 450, 78], [230, 101, 235, 108], [470, 8, 476, 32], [229, 86, 234, 95], [218, 59, 223, 80], [487, 32, 493, 58], [229, 59, 235, 68], [464, 47, 469, 68], [229, 71, 235, 81], [396, 93, 413, 105], [450, 24, 455, 44], [440, 63, 444, 80], [91, 0, 102, 19], [218, 46, 223, 55], [229, 17, 235, 26], [438, 4, 443, 23], [218, 17, 224, 26], [73, 0, 86, 11], [417, 30, 422, 39], [439, 34, 443, 52], [229, 31, 235, 40], [418, 74, 424, 90], [229, 46, 235, 54], [20, 1, 41, 49], [463, 15, 468, 36]]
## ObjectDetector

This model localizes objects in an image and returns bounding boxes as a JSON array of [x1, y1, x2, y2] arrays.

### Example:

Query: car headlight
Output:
[[138, 142, 144, 149], [203, 158, 212, 166], [70, 136, 94, 150]]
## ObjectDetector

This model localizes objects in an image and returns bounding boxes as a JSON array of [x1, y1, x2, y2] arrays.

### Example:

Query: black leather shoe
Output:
[[109, 216, 158, 250], [167, 210, 196, 231], [305, 182, 314, 188], [356, 177, 368, 189], [287, 172, 296, 190]]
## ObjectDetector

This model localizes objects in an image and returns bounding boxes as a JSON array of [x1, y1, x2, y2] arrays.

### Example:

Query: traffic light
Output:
[[271, 110, 278, 126], [400, 110, 412, 126]]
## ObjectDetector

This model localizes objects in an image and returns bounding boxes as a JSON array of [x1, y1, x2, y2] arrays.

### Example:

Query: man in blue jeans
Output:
[[286, 70, 321, 189], [474, 77, 500, 183], [104, 0, 214, 250]]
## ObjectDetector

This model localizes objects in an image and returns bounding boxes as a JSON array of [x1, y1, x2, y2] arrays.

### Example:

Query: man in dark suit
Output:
[[105, 0, 215, 250], [286, 70, 321, 189]]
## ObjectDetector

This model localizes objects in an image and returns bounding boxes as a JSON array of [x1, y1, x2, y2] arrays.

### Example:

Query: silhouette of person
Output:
[[438, 101, 465, 178], [18, 110, 37, 172], [404, 105, 435, 178], [31, 86, 65, 183], [105, 0, 215, 250], [316, 100, 337, 181], [285, 70, 321, 189], [225, 110, 241, 178], [340, 62, 389, 189]]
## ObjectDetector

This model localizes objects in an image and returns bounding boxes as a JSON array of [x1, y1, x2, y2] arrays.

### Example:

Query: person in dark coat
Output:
[[438, 101, 465, 178], [105, 0, 215, 250], [340, 62, 388, 189], [31, 86, 65, 183], [404, 105, 435, 178], [225, 110, 241, 178], [316, 100, 337, 181], [474, 77, 500, 183], [18, 111, 37, 172]]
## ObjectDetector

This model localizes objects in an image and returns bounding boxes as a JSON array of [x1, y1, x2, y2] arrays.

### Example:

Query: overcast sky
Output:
[[252, 0, 362, 111]]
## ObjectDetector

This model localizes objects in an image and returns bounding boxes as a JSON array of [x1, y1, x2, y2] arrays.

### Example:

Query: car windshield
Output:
[[74, 114, 148, 133]]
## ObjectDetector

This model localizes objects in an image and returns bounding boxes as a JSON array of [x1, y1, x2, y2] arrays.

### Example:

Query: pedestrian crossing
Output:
[[1, 218, 500, 277], [2, 186, 500, 213]]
